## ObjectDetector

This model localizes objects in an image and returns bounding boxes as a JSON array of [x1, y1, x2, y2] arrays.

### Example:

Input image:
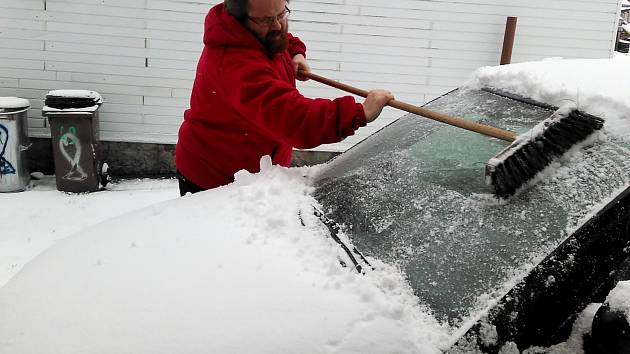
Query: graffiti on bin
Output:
[[0, 124, 16, 176], [59, 126, 87, 181]]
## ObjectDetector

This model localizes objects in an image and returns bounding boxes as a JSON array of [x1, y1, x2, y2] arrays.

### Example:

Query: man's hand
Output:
[[362, 90, 394, 123], [292, 54, 310, 81]]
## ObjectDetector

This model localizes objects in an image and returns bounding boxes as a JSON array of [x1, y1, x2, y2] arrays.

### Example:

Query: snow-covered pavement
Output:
[[0, 176, 179, 288]]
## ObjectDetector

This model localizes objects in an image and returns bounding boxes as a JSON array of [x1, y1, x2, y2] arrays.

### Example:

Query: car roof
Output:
[[313, 88, 630, 325]]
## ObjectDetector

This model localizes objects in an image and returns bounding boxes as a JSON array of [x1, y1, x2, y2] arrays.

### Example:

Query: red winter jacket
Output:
[[175, 3, 367, 189]]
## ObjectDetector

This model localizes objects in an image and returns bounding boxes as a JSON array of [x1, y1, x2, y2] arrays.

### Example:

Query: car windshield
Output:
[[313, 88, 630, 326]]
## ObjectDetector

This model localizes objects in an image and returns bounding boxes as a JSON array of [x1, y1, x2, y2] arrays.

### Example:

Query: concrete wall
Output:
[[26, 138, 337, 178], [0, 0, 622, 158]]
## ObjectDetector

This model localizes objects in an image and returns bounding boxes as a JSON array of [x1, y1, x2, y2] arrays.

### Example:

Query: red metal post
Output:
[[500, 17, 518, 65]]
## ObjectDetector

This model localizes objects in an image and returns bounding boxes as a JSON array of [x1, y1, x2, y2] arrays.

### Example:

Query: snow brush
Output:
[[302, 71, 605, 198]]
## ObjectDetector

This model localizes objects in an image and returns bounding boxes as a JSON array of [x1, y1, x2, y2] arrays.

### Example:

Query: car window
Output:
[[313, 89, 630, 325]]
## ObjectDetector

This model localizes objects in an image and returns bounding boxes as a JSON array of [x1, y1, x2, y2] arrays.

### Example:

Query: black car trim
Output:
[[450, 185, 630, 353], [312, 206, 373, 274], [482, 87, 558, 111]]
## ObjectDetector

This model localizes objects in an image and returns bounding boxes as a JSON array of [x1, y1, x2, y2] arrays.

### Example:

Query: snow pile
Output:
[[466, 56, 630, 141], [0, 160, 450, 354], [606, 280, 630, 322], [519, 303, 601, 354]]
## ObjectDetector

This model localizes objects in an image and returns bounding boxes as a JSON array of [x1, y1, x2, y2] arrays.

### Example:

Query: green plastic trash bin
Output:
[[42, 90, 108, 193], [0, 97, 31, 192]]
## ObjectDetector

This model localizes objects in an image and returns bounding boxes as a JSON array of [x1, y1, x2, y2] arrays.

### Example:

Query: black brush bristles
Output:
[[485, 109, 605, 198]]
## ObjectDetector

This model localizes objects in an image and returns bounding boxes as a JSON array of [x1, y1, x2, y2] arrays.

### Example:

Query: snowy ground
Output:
[[0, 177, 180, 288]]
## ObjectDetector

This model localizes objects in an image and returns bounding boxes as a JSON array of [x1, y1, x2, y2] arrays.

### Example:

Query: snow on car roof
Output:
[[466, 56, 630, 142]]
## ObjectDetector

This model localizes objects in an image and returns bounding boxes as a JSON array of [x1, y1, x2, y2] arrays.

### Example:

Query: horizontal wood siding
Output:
[[0, 0, 620, 152]]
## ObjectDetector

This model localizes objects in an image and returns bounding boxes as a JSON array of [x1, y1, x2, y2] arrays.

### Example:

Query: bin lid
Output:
[[0, 97, 30, 114], [43, 90, 103, 110]]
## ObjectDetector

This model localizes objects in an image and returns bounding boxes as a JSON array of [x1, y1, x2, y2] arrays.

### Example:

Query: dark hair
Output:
[[224, 0, 290, 22], [224, 0, 249, 22]]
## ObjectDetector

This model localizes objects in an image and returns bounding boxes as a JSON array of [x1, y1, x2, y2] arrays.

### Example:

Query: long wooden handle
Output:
[[303, 71, 517, 142]]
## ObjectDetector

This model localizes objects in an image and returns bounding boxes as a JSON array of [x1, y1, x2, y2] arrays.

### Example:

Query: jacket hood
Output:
[[203, 3, 263, 51]]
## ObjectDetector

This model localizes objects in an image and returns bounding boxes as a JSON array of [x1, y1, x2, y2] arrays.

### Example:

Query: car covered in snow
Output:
[[1, 67, 629, 353], [313, 87, 630, 352]]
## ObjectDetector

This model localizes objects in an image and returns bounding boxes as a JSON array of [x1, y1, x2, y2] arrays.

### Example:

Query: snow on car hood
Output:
[[0, 158, 449, 354]]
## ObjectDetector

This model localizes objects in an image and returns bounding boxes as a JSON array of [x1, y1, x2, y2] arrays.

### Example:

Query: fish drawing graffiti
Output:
[[59, 126, 87, 181], [0, 124, 16, 176]]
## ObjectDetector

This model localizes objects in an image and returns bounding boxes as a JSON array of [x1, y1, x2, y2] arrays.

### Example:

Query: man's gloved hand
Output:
[[362, 90, 394, 123], [292, 54, 310, 81]]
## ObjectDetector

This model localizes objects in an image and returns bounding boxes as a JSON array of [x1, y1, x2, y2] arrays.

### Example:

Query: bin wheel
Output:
[[99, 162, 110, 188]]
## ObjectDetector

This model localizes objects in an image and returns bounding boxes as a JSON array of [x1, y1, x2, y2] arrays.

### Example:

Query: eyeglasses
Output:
[[247, 5, 290, 26]]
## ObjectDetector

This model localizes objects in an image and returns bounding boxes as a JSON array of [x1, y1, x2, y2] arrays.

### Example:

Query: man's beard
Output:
[[245, 20, 289, 56], [261, 28, 288, 55]]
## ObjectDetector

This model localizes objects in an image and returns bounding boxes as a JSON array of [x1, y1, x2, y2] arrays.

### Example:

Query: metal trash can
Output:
[[0, 97, 31, 192], [42, 90, 108, 193]]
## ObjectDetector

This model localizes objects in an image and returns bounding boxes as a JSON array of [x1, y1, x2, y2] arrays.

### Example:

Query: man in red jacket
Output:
[[175, 0, 394, 196]]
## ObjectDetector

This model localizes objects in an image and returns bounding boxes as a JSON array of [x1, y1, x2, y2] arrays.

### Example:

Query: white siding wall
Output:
[[0, 0, 621, 152]]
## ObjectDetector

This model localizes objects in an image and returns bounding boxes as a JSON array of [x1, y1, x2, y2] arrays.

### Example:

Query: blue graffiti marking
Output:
[[0, 124, 15, 175], [0, 124, 16, 175]]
